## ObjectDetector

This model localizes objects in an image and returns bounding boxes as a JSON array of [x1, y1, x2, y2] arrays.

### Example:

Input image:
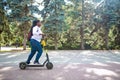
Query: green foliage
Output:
[[42, 0, 65, 32], [7, 0, 39, 22], [0, 0, 120, 50], [41, 0, 65, 49], [0, 0, 40, 50]]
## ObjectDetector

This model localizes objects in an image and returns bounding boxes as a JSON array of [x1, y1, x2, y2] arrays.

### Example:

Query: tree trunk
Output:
[[105, 27, 109, 49], [80, 27, 85, 49], [54, 2, 58, 50], [23, 31, 27, 50], [80, 0, 85, 50], [54, 33, 58, 50], [0, 34, 1, 51], [0, 43, 1, 51]]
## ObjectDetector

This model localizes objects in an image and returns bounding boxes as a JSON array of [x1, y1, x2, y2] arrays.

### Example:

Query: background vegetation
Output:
[[0, 0, 120, 50]]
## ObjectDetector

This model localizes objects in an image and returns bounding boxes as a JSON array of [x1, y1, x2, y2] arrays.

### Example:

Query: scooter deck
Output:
[[26, 64, 44, 67]]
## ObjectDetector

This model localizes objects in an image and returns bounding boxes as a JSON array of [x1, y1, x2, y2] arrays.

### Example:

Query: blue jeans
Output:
[[26, 39, 43, 63]]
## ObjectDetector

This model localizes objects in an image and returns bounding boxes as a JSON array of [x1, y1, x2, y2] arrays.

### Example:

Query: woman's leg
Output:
[[34, 42, 43, 63], [26, 39, 37, 64]]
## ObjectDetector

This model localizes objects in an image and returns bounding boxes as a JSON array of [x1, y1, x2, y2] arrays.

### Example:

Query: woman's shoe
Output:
[[26, 61, 30, 64], [34, 61, 40, 64]]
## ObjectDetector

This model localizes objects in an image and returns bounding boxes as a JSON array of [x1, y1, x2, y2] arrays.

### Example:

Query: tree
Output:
[[64, 0, 85, 49], [41, 0, 65, 49], [0, 0, 120, 50], [81, 0, 85, 49], [0, 0, 9, 50], [92, 0, 120, 49], [6, 0, 41, 50]]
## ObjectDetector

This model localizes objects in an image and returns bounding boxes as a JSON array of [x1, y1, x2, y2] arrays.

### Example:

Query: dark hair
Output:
[[32, 20, 40, 27], [30, 20, 40, 33]]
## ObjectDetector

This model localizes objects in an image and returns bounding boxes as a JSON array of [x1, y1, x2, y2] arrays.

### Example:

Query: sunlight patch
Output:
[[92, 62, 109, 66], [114, 51, 120, 54], [84, 74, 91, 77], [7, 54, 18, 58], [111, 62, 120, 64], [0, 67, 13, 71], [56, 77, 65, 80], [81, 50, 92, 55], [104, 77, 113, 80], [0, 53, 12, 56], [64, 64, 79, 69], [86, 68, 119, 77], [107, 61, 120, 64], [0, 75, 3, 80]]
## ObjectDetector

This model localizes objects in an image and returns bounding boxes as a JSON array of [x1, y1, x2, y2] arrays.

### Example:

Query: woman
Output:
[[26, 20, 43, 64]]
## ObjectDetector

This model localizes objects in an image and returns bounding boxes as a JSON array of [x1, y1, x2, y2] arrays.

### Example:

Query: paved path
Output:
[[0, 50, 120, 80], [0, 47, 23, 51]]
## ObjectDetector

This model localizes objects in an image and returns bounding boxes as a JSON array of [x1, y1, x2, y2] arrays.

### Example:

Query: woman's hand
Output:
[[39, 33, 46, 36], [39, 34, 43, 35]]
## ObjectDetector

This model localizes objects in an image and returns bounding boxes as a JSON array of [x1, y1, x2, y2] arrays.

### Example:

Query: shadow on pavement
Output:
[[0, 50, 120, 80], [0, 63, 120, 80]]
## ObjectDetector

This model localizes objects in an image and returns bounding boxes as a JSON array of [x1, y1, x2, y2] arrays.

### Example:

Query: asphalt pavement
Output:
[[0, 50, 120, 80]]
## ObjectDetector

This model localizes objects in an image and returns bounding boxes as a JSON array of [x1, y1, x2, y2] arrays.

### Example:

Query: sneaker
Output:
[[26, 61, 30, 64], [34, 61, 40, 64]]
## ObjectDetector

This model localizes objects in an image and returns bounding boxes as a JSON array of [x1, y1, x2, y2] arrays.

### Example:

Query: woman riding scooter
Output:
[[26, 20, 44, 64]]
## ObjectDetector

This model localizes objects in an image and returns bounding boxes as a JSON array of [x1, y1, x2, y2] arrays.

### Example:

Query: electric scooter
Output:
[[19, 39, 53, 70]]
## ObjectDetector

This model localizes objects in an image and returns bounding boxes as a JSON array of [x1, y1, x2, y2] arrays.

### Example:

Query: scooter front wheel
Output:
[[19, 62, 27, 70], [46, 62, 53, 70]]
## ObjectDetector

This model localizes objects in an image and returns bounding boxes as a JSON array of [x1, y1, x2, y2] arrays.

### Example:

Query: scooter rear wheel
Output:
[[19, 62, 27, 70], [46, 62, 53, 70]]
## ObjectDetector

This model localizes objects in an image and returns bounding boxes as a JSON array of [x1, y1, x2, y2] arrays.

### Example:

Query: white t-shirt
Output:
[[31, 26, 42, 42]]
